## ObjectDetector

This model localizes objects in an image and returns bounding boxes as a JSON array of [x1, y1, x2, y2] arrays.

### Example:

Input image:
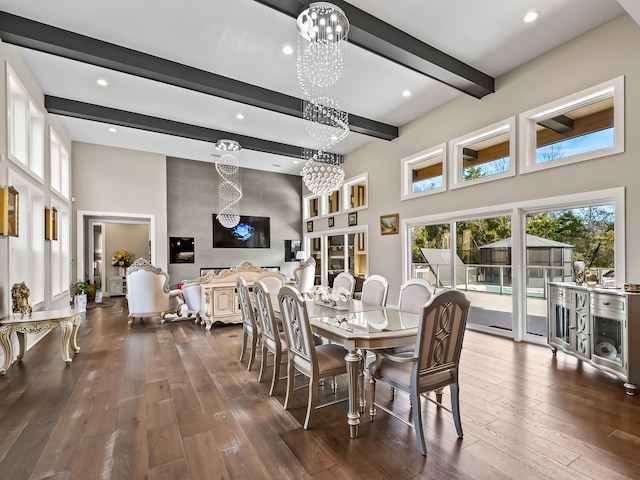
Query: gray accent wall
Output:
[[166, 157, 302, 283]]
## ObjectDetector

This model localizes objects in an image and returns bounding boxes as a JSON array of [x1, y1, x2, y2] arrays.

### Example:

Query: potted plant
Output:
[[72, 281, 95, 312]]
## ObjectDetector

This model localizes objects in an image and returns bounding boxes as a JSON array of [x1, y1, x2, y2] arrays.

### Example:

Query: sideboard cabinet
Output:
[[548, 282, 640, 395]]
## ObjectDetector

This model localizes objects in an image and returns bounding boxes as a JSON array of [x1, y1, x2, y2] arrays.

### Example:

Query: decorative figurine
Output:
[[11, 282, 32, 318]]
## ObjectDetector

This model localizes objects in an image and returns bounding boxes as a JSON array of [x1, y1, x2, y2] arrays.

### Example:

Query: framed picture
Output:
[[284, 239, 301, 262], [380, 213, 399, 235], [328, 216, 335, 228], [348, 211, 357, 226], [307, 220, 314, 233]]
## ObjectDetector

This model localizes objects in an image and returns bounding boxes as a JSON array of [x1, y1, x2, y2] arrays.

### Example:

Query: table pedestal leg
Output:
[[0, 327, 12, 375], [60, 321, 73, 364], [345, 349, 361, 439]]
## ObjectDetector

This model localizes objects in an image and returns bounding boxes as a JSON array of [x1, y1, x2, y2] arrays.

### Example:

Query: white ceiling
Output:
[[0, 0, 629, 175]]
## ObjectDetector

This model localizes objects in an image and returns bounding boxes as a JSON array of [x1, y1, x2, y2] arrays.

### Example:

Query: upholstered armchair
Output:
[[126, 258, 184, 325], [293, 256, 316, 298], [180, 279, 203, 324]]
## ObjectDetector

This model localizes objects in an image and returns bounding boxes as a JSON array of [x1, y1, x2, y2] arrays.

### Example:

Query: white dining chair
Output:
[[360, 275, 389, 306], [333, 272, 356, 296], [278, 286, 348, 429], [255, 270, 286, 294], [369, 290, 470, 456], [398, 277, 436, 314]]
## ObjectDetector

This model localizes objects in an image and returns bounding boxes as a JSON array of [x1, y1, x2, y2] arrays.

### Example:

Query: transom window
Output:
[[519, 76, 624, 173], [450, 117, 516, 189], [401, 144, 446, 200]]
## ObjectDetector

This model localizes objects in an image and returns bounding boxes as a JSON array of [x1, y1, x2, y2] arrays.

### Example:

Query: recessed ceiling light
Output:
[[402, 90, 412, 97], [236, 113, 244, 120], [272, 164, 281, 168], [97, 78, 108, 87], [293, 160, 299, 165], [523, 11, 540, 23], [108, 127, 117, 133], [282, 45, 294, 55]]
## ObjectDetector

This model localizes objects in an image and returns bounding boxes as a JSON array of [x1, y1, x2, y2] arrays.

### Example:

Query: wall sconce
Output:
[[45, 206, 58, 240], [0, 185, 19, 237]]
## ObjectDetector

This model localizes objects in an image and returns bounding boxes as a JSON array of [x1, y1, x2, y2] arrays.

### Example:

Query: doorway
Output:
[[77, 210, 155, 297]]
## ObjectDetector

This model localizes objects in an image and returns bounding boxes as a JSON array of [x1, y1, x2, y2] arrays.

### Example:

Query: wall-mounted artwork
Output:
[[212, 214, 270, 248], [284, 239, 301, 262], [169, 236, 195, 263], [380, 213, 399, 235]]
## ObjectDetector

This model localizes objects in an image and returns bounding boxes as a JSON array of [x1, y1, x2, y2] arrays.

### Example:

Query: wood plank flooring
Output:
[[0, 297, 638, 479]]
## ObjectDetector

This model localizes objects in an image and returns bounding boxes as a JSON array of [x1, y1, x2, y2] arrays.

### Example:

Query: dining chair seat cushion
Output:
[[265, 331, 288, 352], [376, 358, 452, 389], [292, 343, 347, 375], [316, 344, 349, 374]]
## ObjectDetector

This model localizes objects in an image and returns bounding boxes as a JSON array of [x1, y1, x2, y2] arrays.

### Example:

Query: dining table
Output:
[[270, 297, 421, 439]]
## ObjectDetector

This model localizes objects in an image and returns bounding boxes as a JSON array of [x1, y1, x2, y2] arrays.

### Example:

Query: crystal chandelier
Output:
[[215, 139, 242, 228], [296, 2, 350, 194]]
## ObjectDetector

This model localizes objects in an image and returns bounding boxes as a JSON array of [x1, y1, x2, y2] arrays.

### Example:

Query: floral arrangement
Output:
[[111, 249, 135, 267], [313, 285, 351, 304]]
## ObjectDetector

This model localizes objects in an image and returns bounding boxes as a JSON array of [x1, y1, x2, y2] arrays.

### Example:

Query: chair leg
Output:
[[369, 376, 377, 421], [450, 383, 463, 438], [411, 390, 427, 456], [284, 360, 295, 410], [436, 388, 444, 404], [247, 333, 258, 371], [304, 376, 319, 430], [258, 342, 268, 383], [239, 326, 247, 363], [269, 350, 281, 396]]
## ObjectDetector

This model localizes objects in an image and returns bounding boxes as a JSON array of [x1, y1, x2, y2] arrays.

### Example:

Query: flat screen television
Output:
[[169, 236, 195, 263], [212, 214, 271, 248]]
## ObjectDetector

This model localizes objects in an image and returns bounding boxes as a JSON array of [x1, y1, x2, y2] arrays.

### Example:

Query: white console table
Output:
[[0, 309, 82, 375]]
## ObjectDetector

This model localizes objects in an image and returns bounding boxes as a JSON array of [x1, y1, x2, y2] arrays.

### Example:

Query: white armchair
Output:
[[180, 279, 203, 323], [126, 258, 184, 325], [293, 256, 316, 298]]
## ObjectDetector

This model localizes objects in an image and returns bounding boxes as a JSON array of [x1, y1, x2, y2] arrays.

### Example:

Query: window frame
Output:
[[49, 126, 71, 200], [518, 76, 624, 174], [342, 172, 368, 212], [7, 63, 45, 182], [449, 117, 516, 190], [401, 143, 446, 200]]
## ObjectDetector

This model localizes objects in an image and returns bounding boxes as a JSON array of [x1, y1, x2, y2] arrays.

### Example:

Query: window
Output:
[[51, 203, 70, 298], [8, 171, 45, 307], [303, 194, 320, 219], [327, 190, 340, 215], [404, 187, 624, 344], [50, 127, 71, 199], [342, 173, 368, 211], [7, 64, 44, 180], [401, 144, 446, 200], [519, 76, 624, 174], [450, 117, 515, 189]]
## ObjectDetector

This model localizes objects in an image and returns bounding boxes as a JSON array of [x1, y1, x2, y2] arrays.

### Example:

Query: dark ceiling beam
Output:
[[0, 11, 397, 141], [45, 96, 305, 158], [254, 0, 495, 99], [537, 115, 574, 134]]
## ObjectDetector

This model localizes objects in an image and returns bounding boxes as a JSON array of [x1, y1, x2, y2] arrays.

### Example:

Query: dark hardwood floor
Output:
[[0, 297, 638, 479]]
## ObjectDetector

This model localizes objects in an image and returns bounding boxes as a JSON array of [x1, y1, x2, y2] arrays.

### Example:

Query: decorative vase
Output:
[[119, 267, 126, 276], [74, 293, 87, 313]]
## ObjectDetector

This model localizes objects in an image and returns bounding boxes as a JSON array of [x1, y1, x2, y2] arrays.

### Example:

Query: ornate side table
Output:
[[0, 309, 82, 375]]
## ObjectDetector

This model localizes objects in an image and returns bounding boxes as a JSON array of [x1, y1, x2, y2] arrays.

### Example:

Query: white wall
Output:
[[72, 142, 169, 270], [313, 13, 640, 303]]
